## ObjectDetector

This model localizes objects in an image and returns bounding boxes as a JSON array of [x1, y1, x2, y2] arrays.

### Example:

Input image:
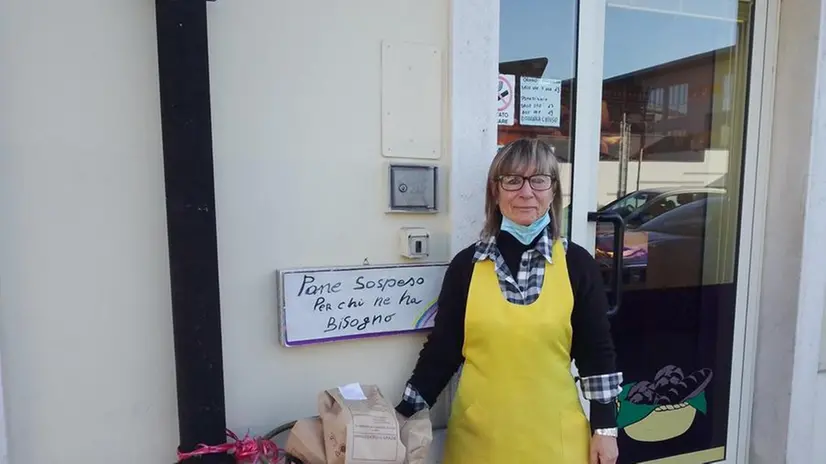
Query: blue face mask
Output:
[[500, 213, 550, 245]]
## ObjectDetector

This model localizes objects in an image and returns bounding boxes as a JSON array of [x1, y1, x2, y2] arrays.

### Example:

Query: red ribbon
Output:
[[177, 430, 281, 463]]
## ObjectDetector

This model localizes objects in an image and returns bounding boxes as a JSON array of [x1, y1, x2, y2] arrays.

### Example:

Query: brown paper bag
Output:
[[285, 417, 327, 464], [397, 408, 433, 464], [318, 383, 406, 464]]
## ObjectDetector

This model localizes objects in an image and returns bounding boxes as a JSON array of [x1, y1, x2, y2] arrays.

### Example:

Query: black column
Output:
[[155, 1, 229, 462]]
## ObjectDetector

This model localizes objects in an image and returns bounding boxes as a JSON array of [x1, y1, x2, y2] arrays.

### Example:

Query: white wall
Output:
[[750, 0, 826, 462], [814, 1, 826, 454], [787, 0, 826, 457], [206, 1, 453, 433], [0, 362, 7, 464], [815, 373, 826, 459], [0, 1, 178, 463]]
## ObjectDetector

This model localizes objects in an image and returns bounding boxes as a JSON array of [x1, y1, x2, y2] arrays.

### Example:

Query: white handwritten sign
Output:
[[277, 263, 448, 346], [497, 74, 515, 126], [519, 77, 562, 127]]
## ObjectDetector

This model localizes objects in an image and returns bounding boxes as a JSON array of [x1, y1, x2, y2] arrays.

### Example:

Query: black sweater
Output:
[[399, 232, 619, 429]]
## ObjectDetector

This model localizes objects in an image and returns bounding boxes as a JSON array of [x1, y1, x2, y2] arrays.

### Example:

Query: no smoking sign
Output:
[[498, 74, 515, 126]]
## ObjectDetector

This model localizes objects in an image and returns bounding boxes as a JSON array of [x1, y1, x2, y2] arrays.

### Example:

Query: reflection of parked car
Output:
[[595, 196, 724, 289], [596, 186, 725, 233]]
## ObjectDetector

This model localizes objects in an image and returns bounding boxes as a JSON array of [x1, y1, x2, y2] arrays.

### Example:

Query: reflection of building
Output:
[[498, 47, 737, 164], [600, 48, 735, 163]]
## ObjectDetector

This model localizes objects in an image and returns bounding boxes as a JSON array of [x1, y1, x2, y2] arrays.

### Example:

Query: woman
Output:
[[396, 138, 622, 463]]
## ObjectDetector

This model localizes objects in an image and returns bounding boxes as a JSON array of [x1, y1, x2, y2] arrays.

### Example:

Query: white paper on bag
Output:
[[338, 383, 368, 401]]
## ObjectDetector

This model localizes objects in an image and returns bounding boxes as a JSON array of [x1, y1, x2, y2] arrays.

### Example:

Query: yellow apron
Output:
[[443, 239, 591, 463]]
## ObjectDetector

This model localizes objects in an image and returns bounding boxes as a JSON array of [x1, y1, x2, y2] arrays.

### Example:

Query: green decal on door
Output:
[[616, 365, 713, 443]]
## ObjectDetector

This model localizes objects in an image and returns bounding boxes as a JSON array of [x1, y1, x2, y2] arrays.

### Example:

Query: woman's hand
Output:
[[590, 434, 618, 464]]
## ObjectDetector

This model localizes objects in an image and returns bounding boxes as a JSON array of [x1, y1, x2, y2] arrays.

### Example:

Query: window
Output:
[[625, 191, 720, 228], [640, 198, 717, 237], [668, 83, 688, 118], [600, 190, 661, 217], [722, 73, 733, 112], [646, 87, 664, 122]]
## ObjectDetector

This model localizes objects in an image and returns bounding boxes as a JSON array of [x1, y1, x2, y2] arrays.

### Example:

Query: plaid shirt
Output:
[[402, 229, 623, 412]]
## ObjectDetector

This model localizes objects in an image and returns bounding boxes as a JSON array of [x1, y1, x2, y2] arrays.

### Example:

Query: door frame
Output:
[[453, 0, 780, 462], [732, 0, 779, 461]]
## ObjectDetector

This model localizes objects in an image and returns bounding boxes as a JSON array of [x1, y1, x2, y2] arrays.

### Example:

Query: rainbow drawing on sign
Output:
[[414, 298, 439, 329]]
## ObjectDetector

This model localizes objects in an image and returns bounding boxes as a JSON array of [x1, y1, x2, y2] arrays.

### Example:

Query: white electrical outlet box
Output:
[[399, 227, 430, 259]]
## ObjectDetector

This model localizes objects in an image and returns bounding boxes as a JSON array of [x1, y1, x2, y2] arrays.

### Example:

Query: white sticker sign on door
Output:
[[520, 76, 562, 127], [497, 74, 515, 126]]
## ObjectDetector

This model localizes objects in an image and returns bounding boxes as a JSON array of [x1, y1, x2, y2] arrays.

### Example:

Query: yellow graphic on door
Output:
[[616, 365, 713, 442]]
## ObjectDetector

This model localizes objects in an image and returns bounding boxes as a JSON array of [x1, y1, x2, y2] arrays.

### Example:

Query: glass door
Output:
[[500, 0, 758, 462]]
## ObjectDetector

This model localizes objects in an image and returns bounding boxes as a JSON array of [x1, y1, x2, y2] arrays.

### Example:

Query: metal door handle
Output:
[[587, 211, 625, 316]]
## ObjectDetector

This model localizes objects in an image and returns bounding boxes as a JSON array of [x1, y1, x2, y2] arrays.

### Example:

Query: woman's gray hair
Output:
[[481, 138, 563, 240]]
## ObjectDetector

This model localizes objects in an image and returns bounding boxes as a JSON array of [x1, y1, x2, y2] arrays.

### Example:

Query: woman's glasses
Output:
[[497, 174, 554, 191]]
